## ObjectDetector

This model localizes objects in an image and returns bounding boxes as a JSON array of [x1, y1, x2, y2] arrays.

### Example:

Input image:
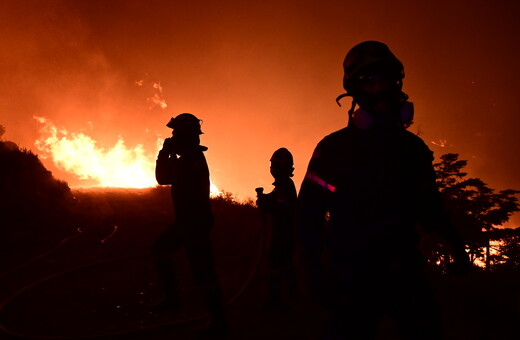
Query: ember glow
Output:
[[147, 82, 168, 110], [34, 116, 221, 196], [431, 139, 448, 148]]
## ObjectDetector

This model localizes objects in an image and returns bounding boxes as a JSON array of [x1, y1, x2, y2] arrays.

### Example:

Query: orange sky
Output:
[[1, 0, 519, 225]]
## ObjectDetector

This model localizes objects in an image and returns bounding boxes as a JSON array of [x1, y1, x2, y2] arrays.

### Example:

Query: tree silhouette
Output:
[[433, 153, 519, 270], [493, 228, 520, 270]]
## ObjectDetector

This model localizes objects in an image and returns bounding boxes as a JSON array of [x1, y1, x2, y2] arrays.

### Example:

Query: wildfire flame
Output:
[[34, 116, 221, 196]]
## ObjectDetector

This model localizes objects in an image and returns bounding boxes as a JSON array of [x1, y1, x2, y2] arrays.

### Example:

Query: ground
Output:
[[0, 191, 518, 340], [0, 224, 325, 340]]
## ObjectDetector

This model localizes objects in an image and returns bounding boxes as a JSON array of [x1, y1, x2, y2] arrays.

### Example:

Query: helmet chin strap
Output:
[[336, 93, 359, 127], [335, 93, 350, 107]]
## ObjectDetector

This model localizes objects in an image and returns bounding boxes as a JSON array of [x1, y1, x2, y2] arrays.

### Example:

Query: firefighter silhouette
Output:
[[298, 41, 470, 339], [153, 113, 227, 335], [256, 148, 298, 308]]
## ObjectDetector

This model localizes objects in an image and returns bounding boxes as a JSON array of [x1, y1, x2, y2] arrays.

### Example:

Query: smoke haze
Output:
[[1, 0, 519, 224]]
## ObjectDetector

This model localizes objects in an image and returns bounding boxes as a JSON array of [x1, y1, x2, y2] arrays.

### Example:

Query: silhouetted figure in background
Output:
[[298, 41, 469, 339], [153, 113, 228, 335], [256, 148, 298, 309]]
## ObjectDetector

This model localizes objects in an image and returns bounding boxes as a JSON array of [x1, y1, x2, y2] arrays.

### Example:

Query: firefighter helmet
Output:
[[270, 148, 293, 165], [342, 41, 404, 93], [166, 113, 203, 134]]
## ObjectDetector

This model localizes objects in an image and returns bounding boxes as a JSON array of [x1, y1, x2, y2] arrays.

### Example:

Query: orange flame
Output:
[[34, 116, 221, 196]]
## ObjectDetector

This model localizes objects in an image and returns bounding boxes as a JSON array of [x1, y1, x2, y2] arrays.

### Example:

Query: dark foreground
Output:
[[0, 198, 324, 340], [0, 189, 518, 339]]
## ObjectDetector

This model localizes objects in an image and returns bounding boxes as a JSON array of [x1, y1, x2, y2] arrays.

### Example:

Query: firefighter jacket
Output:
[[298, 125, 462, 270], [155, 145, 213, 227]]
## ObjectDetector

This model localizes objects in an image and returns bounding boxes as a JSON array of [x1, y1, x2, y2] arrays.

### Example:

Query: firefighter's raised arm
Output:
[[155, 137, 176, 185]]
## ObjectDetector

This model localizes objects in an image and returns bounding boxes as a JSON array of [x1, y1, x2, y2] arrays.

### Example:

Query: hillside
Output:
[[0, 140, 75, 269]]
